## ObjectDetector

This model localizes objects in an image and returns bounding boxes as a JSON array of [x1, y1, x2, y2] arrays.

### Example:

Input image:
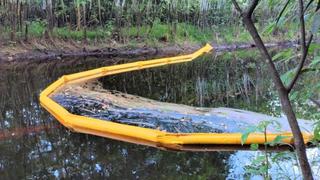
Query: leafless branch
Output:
[[304, 0, 314, 13], [231, 0, 243, 14], [287, 35, 313, 92], [287, 0, 314, 92], [310, 98, 320, 108], [277, 0, 292, 25], [231, 0, 286, 92], [300, 0, 307, 49], [246, 0, 260, 18]]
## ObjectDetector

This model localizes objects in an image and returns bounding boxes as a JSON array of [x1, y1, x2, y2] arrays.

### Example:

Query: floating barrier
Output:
[[39, 44, 313, 150]]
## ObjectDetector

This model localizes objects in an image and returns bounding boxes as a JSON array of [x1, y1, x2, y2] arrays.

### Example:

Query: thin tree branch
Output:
[[287, 0, 314, 93], [277, 0, 292, 25], [246, 0, 260, 18], [287, 35, 313, 92], [231, 1, 314, 179], [304, 0, 315, 13], [310, 98, 320, 108], [232, 0, 244, 14], [300, 0, 307, 49], [231, 0, 286, 92]]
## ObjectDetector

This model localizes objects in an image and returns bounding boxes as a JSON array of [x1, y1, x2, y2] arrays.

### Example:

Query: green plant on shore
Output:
[[241, 120, 289, 179]]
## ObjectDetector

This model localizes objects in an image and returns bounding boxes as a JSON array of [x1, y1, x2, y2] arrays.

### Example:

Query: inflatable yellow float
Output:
[[40, 44, 313, 151]]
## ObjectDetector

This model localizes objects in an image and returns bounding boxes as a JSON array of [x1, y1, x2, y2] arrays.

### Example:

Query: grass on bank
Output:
[[0, 19, 297, 46]]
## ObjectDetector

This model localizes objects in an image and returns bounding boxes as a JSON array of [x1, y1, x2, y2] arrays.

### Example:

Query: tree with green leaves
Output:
[[231, 0, 320, 179]]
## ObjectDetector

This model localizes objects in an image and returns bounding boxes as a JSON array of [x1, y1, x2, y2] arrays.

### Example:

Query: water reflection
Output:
[[0, 54, 318, 179], [227, 148, 320, 179], [1, 128, 230, 179], [99, 54, 275, 114], [0, 57, 232, 179]]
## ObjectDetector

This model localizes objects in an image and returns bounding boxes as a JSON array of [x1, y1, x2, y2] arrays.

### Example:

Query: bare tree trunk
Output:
[[137, 11, 142, 37], [24, 0, 29, 41], [60, 0, 66, 26], [255, 61, 261, 105], [280, 92, 313, 177], [18, 0, 22, 32], [10, 1, 17, 41], [46, 0, 54, 34], [97, 0, 102, 25], [231, 1, 314, 179], [76, 0, 81, 31], [82, 3, 87, 44]]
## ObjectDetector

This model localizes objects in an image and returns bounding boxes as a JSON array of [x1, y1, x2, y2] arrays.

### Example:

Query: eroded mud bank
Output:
[[0, 40, 307, 63]]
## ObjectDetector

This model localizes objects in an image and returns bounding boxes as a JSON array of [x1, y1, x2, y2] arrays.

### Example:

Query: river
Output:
[[0, 53, 319, 179]]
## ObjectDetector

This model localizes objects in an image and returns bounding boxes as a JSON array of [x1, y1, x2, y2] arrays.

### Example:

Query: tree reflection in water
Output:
[[0, 53, 318, 179], [0, 57, 231, 179]]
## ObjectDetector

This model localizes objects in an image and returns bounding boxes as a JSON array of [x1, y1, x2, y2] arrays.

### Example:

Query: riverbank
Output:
[[0, 39, 198, 63], [0, 37, 309, 63], [1, 20, 315, 63]]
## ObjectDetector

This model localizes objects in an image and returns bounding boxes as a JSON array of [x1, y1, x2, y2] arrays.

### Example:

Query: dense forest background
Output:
[[0, 0, 319, 121], [0, 1, 318, 120], [0, 0, 307, 44]]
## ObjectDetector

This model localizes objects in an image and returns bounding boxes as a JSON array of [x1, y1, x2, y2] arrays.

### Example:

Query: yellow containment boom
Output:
[[39, 44, 313, 151]]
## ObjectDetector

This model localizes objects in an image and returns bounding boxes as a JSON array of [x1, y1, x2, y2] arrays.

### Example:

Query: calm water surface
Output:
[[0, 55, 318, 179]]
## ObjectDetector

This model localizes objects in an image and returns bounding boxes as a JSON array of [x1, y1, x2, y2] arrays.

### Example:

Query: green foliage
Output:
[[280, 68, 296, 87], [275, 0, 292, 26], [0, 0, 305, 44], [53, 26, 112, 40], [309, 56, 320, 67], [241, 120, 282, 145], [29, 20, 47, 37], [262, 22, 276, 35], [241, 120, 291, 179], [314, 123, 320, 141], [25, 19, 114, 40], [244, 155, 269, 179], [284, 52, 320, 120], [241, 126, 257, 145], [272, 49, 296, 62], [120, 21, 213, 44], [250, 143, 259, 150], [265, 135, 289, 146], [54, 27, 82, 40]]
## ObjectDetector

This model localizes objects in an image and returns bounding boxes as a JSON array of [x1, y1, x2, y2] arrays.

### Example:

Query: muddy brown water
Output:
[[0, 55, 319, 179]]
